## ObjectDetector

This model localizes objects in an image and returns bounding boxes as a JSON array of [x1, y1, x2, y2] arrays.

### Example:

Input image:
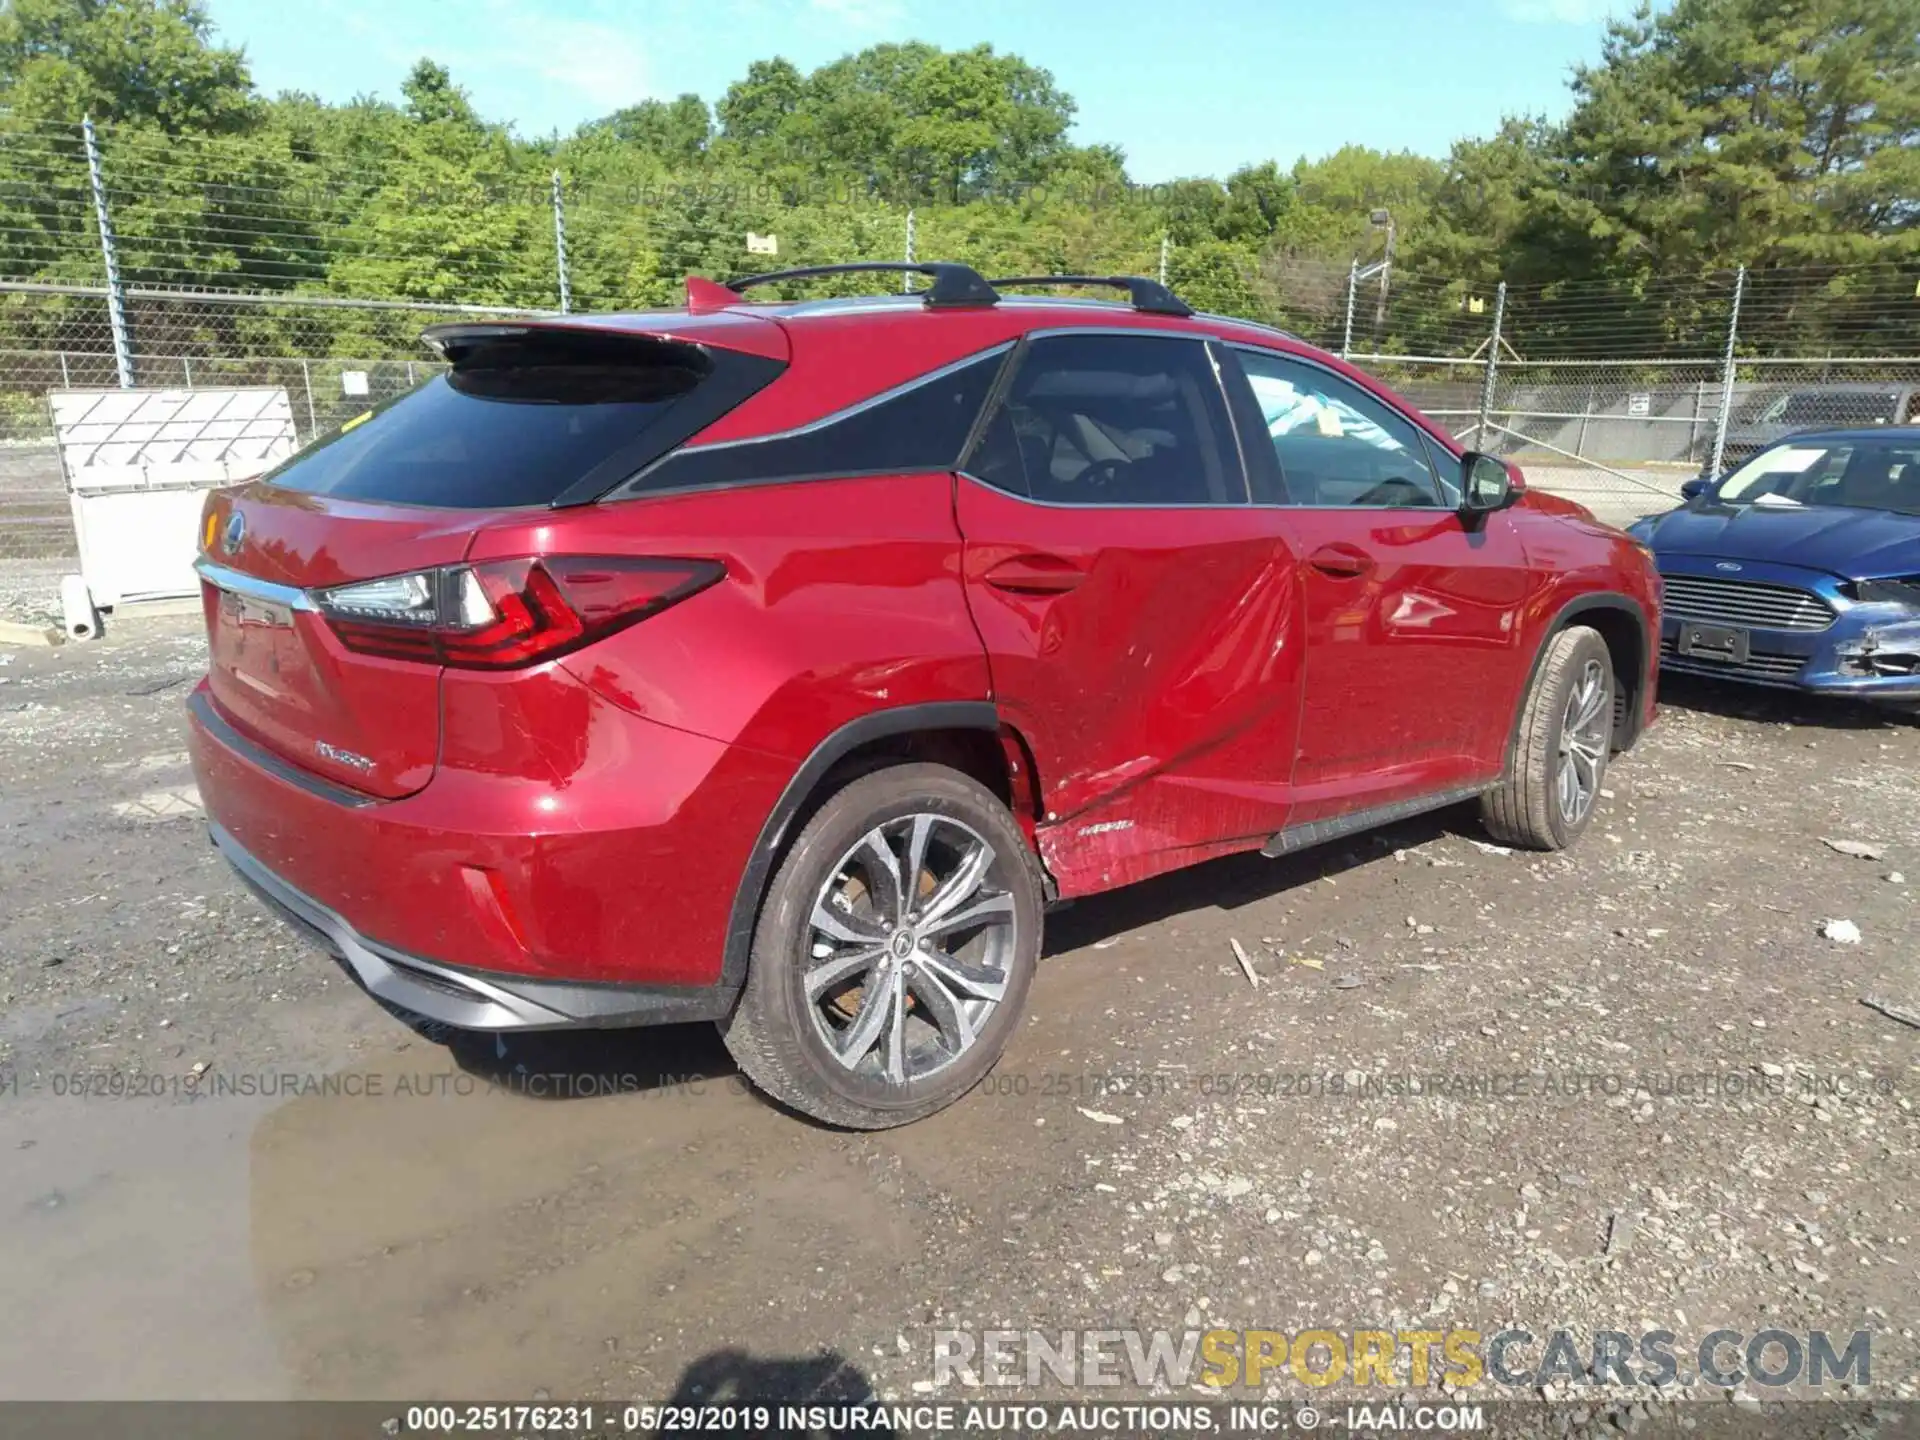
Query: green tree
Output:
[[590, 94, 711, 165], [1556, 0, 1920, 270], [0, 0, 255, 131]]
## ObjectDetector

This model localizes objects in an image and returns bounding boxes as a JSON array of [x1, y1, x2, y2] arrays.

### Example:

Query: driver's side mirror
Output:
[[1679, 476, 1711, 500], [1460, 451, 1520, 514]]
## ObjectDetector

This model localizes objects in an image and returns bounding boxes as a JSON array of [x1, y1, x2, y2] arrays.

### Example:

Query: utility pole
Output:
[[82, 116, 134, 389], [903, 209, 916, 292], [551, 170, 572, 314], [1158, 233, 1170, 288]]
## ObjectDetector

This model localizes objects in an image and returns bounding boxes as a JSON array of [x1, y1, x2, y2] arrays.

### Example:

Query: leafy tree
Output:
[[590, 94, 711, 165], [1550, 0, 1920, 270], [715, 58, 804, 150], [0, 0, 254, 131]]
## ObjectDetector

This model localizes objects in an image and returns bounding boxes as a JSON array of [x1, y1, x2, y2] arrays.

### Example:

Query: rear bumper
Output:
[[214, 822, 734, 1030], [187, 670, 794, 1014]]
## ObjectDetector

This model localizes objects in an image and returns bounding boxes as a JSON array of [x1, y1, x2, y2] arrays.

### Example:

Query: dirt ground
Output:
[[1, 614, 1916, 1413]]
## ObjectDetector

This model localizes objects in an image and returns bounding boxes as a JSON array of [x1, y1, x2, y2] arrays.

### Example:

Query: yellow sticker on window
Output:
[[340, 410, 373, 433]]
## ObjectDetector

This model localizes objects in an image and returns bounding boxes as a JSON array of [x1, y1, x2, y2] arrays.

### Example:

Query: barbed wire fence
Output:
[[2, 115, 1917, 578]]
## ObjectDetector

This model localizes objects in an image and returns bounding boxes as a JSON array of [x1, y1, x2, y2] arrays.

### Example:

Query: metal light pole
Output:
[[1369, 207, 1395, 337], [1158, 233, 1170, 288], [903, 209, 916, 292], [1475, 281, 1508, 445]]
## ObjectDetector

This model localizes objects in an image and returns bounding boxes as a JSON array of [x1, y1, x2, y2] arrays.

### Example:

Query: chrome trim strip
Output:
[[189, 690, 378, 809], [192, 557, 316, 611]]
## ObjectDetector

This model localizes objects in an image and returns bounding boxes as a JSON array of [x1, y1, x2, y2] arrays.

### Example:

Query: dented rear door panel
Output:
[[954, 476, 1305, 896]]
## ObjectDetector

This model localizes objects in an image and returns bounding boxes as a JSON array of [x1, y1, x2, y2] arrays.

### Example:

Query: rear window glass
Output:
[[262, 337, 721, 508]]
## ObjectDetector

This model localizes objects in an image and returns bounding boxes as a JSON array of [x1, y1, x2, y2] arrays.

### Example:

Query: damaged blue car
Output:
[[1629, 428, 1920, 705]]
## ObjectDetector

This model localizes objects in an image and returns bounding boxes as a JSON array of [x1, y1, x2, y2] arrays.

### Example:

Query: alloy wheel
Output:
[[1556, 658, 1611, 825], [803, 813, 1018, 1084]]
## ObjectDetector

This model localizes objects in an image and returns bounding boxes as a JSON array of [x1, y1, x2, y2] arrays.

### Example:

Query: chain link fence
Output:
[[0, 285, 542, 577], [2, 114, 1917, 584]]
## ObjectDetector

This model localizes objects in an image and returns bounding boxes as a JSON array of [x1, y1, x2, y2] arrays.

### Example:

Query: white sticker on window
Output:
[[1758, 447, 1825, 473]]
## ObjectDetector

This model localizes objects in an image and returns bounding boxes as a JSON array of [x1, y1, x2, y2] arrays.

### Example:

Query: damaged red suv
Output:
[[189, 263, 1659, 1127]]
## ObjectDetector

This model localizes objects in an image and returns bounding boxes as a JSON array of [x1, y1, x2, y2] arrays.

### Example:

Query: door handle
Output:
[[981, 554, 1087, 595], [1308, 543, 1375, 579]]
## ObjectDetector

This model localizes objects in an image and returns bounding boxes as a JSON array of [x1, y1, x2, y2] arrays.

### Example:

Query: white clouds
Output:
[[1501, 0, 1620, 22], [314, 0, 655, 126], [502, 14, 654, 113]]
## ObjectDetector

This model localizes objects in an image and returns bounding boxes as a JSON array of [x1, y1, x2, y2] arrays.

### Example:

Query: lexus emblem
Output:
[[222, 512, 246, 556], [1715, 561, 1742, 573]]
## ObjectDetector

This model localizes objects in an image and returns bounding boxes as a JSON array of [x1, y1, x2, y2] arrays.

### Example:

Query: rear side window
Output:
[[621, 347, 1010, 496], [262, 331, 781, 508]]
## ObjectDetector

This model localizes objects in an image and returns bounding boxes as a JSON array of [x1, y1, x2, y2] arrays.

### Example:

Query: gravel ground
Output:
[[2, 616, 1917, 1415]]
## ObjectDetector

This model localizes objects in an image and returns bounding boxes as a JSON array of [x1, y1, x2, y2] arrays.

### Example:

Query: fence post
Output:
[[1158, 233, 1170, 289], [1708, 264, 1746, 478], [81, 116, 134, 389], [1475, 280, 1507, 445], [550, 170, 572, 315], [58, 352, 71, 387], [300, 358, 317, 437], [1341, 258, 1358, 360], [903, 208, 916, 292]]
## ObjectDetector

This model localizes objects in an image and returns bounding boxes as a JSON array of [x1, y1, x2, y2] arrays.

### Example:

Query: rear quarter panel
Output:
[[469, 474, 992, 761]]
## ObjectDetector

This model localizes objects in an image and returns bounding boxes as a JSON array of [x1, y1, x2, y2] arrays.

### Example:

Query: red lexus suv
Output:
[[188, 263, 1659, 1127]]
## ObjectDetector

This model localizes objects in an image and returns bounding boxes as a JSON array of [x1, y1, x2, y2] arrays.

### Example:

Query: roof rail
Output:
[[989, 274, 1193, 318], [719, 262, 1001, 309]]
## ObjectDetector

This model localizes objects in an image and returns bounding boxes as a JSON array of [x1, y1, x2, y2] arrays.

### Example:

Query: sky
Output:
[[202, 0, 1630, 181]]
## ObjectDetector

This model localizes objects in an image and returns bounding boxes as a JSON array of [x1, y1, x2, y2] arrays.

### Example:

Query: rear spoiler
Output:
[[421, 309, 790, 365]]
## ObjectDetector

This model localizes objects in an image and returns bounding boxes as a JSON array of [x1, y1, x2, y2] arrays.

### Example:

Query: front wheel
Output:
[[1480, 625, 1615, 850], [720, 763, 1043, 1129]]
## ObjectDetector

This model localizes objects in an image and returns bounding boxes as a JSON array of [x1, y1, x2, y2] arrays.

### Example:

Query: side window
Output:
[[628, 346, 1007, 494], [1231, 348, 1451, 507], [965, 334, 1243, 506]]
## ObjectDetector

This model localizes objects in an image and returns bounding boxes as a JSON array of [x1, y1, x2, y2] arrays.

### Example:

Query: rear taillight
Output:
[[314, 556, 722, 668]]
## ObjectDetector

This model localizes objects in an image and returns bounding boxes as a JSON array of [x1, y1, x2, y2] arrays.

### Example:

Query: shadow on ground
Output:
[[661, 1348, 893, 1434], [1656, 672, 1919, 730]]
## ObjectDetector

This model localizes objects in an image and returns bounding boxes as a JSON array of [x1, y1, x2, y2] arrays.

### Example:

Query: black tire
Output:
[[719, 762, 1044, 1129], [1480, 625, 1616, 851]]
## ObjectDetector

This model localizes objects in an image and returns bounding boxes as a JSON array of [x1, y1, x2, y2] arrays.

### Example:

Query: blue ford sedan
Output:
[[1629, 428, 1920, 704]]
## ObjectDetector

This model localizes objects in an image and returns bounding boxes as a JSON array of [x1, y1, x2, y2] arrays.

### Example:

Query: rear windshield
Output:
[[261, 335, 728, 508]]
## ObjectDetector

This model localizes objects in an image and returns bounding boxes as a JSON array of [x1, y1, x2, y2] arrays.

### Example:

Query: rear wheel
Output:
[[1480, 625, 1615, 850], [720, 763, 1043, 1129]]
